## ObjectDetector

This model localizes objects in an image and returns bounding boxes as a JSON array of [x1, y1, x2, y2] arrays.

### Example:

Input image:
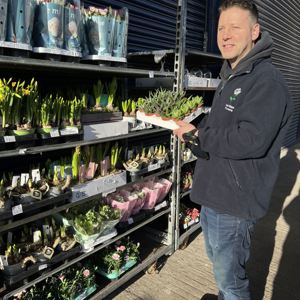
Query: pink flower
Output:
[[112, 253, 120, 261], [83, 269, 90, 277], [117, 245, 126, 252], [58, 275, 65, 281]]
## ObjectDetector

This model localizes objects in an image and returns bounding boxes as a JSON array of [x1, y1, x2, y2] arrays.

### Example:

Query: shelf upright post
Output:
[[173, 0, 187, 251]]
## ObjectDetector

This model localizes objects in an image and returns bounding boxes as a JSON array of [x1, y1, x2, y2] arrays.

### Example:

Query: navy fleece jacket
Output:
[[190, 32, 292, 220]]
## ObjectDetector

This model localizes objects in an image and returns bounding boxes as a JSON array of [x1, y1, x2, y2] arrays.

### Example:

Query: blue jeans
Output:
[[200, 206, 255, 300]]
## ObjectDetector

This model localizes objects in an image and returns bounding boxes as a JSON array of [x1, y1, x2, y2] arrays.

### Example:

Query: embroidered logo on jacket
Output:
[[225, 88, 242, 112]]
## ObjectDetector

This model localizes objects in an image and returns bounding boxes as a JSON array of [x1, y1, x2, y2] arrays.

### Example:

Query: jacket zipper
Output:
[[228, 160, 242, 190], [218, 70, 251, 95]]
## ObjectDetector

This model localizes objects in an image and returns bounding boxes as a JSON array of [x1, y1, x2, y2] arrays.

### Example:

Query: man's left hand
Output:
[[173, 120, 196, 141]]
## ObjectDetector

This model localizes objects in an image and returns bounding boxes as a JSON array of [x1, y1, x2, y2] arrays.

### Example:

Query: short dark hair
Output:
[[219, 0, 259, 23]]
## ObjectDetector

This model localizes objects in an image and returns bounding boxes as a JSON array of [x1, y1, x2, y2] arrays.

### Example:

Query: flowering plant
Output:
[[95, 237, 140, 273], [14, 262, 96, 300], [179, 204, 200, 227]]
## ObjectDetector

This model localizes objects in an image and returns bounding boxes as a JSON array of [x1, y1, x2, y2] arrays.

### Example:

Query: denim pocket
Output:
[[242, 221, 255, 249]]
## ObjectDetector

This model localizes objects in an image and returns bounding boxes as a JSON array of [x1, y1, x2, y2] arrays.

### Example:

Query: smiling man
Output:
[[174, 1, 292, 299]]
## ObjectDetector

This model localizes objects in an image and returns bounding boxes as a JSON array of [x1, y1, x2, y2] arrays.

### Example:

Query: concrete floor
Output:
[[110, 145, 300, 300]]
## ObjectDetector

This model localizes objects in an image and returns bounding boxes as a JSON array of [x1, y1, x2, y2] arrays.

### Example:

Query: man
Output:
[[174, 1, 292, 299]]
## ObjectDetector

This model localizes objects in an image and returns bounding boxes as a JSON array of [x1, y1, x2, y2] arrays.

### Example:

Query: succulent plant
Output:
[[138, 89, 203, 120]]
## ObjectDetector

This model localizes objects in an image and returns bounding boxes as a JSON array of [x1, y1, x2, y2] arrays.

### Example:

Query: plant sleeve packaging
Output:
[[6, 0, 35, 44], [112, 8, 128, 57], [85, 11, 116, 56], [33, 1, 64, 48], [0, 0, 8, 41], [64, 5, 81, 52]]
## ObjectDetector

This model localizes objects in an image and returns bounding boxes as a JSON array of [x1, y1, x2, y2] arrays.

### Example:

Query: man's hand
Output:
[[173, 120, 196, 141]]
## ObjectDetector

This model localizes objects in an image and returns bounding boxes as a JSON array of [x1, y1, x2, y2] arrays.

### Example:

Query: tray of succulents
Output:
[[136, 89, 204, 130]]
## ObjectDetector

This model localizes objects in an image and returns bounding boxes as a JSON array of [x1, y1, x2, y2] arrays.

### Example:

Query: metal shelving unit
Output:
[[0, 128, 169, 158], [2, 207, 172, 299], [0, 28, 177, 300]]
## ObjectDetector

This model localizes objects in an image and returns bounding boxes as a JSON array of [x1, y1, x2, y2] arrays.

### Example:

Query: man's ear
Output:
[[252, 23, 260, 41]]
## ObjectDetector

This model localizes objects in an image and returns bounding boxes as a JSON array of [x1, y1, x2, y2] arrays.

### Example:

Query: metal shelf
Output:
[[0, 168, 172, 233], [128, 48, 222, 59], [2, 207, 171, 300], [179, 221, 201, 246], [180, 189, 191, 199], [0, 55, 174, 78], [0, 128, 170, 158], [185, 86, 217, 91], [181, 156, 197, 167]]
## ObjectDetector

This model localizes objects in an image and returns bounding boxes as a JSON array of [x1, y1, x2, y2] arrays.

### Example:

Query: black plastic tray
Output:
[[81, 111, 123, 125], [1, 244, 81, 286], [0, 190, 72, 222]]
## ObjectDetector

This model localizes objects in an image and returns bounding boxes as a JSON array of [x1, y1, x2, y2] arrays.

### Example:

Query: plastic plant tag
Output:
[[31, 169, 41, 183], [20, 173, 29, 186], [154, 200, 167, 212], [0, 255, 8, 270], [12, 175, 20, 188], [50, 128, 60, 137], [4, 135, 16, 143], [33, 230, 42, 243], [60, 126, 79, 135], [38, 264, 48, 271], [12, 204, 23, 216]]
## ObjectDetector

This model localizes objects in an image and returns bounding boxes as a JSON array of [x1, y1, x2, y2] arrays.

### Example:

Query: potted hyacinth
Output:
[[64, 1, 82, 52], [94, 237, 140, 280], [6, 0, 36, 45], [84, 5, 116, 56], [112, 8, 128, 57], [33, 0, 65, 49], [37, 94, 63, 138], [0, 0, 8, 41], [81, 78, 122, 125], [5, 78, 39, 137]]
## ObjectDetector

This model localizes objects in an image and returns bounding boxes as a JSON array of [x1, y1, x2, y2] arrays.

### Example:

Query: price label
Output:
[[12, 175, 20, 188], [0, 255, 8, 270], [149, 71, 154, 78], [127, 218, 134, 225], [148, 163, 160, 172], [32, 169, 41, 183], [12, 204, 23, 216], [38, 264, 48, 271], [20, 173, 29, 186], [154, 201, 167, 212], [60, 127, 79, 136], [50, 129, 60, 138], [4, 136, 16, 143]]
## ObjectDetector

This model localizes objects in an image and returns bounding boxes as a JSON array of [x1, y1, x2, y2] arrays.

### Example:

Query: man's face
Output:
[[217, 7, 260, 69]]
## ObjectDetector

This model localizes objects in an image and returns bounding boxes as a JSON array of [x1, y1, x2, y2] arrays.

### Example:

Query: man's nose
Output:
[[222, 28, 232, 40]]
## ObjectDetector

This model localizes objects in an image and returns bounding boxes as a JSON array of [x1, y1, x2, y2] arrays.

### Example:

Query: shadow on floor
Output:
[[248, 147, 300, 300]]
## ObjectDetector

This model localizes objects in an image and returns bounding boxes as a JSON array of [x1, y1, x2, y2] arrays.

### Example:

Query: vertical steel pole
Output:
[[172, 0, 187, 251]]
